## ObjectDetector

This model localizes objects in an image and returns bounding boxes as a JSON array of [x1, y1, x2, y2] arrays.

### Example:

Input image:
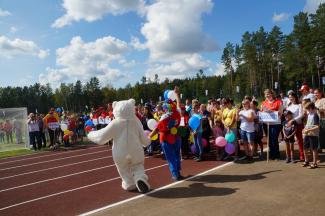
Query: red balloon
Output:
[[166, 134, 176, 144], [85, 125, 92, 132], [63, 135, 69, 141]]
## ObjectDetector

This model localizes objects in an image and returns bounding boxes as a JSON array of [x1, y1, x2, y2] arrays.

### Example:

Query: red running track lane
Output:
[[0, 146, 225, 216]]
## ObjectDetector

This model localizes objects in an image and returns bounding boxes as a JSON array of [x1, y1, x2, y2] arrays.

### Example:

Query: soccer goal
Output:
[[0, 107, 29, 152]]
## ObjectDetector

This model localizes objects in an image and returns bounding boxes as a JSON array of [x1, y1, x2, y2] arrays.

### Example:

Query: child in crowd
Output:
[[251, 100, 263, 158], [302, 102, 320, 169], [282, 111, 297, 163], [213, 119, 224, 160], [191, 103, 203, 162], [179, 105, 190, 159]]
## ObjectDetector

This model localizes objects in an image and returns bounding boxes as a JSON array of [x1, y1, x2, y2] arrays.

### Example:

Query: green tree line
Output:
[[1, 4, 325, 113]]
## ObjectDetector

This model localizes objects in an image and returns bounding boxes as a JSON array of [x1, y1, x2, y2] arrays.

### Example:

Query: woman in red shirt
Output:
[[261, 89, 283, 160]]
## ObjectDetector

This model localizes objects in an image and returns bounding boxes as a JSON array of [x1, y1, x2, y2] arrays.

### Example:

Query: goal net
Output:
[[0, 107, 29, 152]]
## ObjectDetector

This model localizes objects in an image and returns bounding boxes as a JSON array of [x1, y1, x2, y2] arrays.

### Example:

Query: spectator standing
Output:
[[314, 89, 325, 151], [27, 113, 42, 150], [4, 120, 13, 143], [286, 92, 305, 161]]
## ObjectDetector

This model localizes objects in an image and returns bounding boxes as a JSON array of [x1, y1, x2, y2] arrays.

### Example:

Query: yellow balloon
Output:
[[151, 134, 158, 141], [64, 130, 70, 135], [189, 134, 194, 143], [170, 127, 178, 135]]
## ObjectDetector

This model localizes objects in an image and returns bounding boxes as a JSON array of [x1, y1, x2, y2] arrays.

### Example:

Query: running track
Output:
[[0, 144, 224, 216]]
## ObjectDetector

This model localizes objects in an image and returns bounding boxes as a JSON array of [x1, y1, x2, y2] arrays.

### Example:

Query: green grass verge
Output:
[[0, 148, 35, 159]]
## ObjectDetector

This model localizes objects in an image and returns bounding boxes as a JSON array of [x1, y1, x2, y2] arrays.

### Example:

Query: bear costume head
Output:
[[112, 99, 136, 120]]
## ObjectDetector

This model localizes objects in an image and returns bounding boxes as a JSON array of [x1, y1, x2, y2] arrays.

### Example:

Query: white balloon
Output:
[[147, 119, 157, 131], [168, 90, 177, 101], [60, 123, 68, 131]]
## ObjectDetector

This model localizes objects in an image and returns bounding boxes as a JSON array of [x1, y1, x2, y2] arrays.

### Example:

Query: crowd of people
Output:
[[22, 84, 324, 180]]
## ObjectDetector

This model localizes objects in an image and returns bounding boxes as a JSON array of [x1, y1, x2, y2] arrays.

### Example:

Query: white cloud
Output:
[[0, 8, 11, 17], [52, 0, 145, 28], [141, 0, 218, 61], [130, 36, 147, 51], [9, 26, 18, 33], [145, 54, 210, 80], [40, 35, 129, 86], [272, 12, 290, 22], [0, 35, 49, 59], [304, 0, 325, 13]]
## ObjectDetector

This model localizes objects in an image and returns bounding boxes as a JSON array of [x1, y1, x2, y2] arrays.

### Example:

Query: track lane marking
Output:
[[0, 150, 111, 171], [0, 145, 109, 165], [0, 156, 112, 180], [0, 163, 168, 211]]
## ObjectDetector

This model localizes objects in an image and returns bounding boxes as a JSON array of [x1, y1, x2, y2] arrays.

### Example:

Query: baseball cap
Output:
[[299, 84, 309, 92]]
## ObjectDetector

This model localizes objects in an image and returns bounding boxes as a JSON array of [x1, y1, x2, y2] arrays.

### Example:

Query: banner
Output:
[[259, 111, 279, 123]]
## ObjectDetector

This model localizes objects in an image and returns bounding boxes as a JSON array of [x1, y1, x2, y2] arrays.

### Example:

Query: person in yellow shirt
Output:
[[222, 98, 239, 160]]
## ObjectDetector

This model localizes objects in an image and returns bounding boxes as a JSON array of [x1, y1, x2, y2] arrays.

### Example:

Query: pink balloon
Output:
[[225, 143, 236, 154], [215, 137, 227, 147], [144, 130, 151, 137], [202, 138, 208, 148]]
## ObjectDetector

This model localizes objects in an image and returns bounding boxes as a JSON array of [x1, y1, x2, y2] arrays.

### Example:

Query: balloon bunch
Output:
[[214, 131, 236, 154], [60, 123, 74, 142], [145, 119, 158, 141], [163, 90, 177, 101], [85, 119, 95, 132]]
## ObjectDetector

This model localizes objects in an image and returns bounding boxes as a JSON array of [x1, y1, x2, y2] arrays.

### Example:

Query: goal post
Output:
[[0, 107, 29, 152]]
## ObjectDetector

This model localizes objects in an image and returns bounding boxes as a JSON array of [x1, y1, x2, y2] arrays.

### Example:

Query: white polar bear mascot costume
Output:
[[87, 99, 151, 193]]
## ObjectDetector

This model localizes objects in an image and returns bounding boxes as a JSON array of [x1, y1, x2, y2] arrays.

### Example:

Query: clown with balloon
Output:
[[149, 87, 184, 181]]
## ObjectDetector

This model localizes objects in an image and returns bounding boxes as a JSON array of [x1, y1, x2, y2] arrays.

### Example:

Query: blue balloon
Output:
[[164, 90, 170, 100], [189, 115, 200, 130], [56, 107, 62, 113], [85, 119, 94, 127], [225, 131, 235, 143]]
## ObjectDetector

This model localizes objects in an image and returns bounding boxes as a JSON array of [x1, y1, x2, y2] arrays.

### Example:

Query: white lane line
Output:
[[0, 164, 116, 193], [0, 150, 111, 171], [80, 160, 241, 216], [0, 156, 149, 190], [0, 145, 109, 165], [0, 163, 168, 211], [0, 156, 112, 180]]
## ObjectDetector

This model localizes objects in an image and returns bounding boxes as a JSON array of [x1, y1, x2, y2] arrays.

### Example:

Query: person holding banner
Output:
[[44, 108, 60, 148], [261, 89, 283, 160]]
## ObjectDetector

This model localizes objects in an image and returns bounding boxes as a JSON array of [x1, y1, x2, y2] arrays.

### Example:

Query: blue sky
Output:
[[0, 0, 322, 89]]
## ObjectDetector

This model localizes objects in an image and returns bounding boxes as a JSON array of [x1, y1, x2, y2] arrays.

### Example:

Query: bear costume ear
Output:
[[128, 99, 135, 106], [112, 101, 117, 109]]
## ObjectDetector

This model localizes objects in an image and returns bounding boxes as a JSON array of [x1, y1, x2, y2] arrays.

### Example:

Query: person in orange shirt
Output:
[[44, 108, 60, 147], [261, 89, 283, 160]]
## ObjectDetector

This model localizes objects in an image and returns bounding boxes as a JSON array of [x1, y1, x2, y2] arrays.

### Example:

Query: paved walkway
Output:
[[93, 152, 325, 216]]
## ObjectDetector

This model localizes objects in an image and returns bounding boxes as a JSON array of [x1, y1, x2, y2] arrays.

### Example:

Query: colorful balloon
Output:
[[189, 115, 200, 130], [215, 136, 227, 147], [85, 119, 94, 127], [151, 134, 158, 141], [167, 90, 177, 101], [85, 125, 92, 132], [164, 90, 170, 100], [63, 130, 70, 135], [225, 131, 235, 143], [60, 123, 68, 131], [225, 143, 236, 154], [147, 119, 158, 131], [63, 134, 69, 141]]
